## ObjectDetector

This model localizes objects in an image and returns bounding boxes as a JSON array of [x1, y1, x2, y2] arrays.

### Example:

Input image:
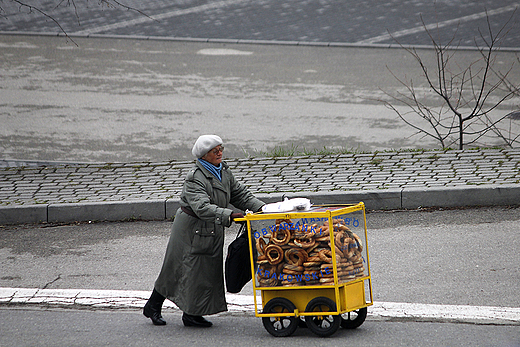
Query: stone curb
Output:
[[2, 185, 520, 225], [1, 287, 519, 325], [2, 30, 520, 52]]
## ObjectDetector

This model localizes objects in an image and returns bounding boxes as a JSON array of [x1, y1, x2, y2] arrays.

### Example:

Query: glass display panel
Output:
[[250, 208, 367, 287]]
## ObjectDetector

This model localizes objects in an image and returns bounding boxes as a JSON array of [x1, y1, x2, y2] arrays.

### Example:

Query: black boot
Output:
[[182, 312, 213, 328], [143, 289, 166, 325]]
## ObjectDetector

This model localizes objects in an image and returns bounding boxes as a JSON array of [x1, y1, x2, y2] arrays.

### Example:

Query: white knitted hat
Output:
[[191, 135, 223, 158]]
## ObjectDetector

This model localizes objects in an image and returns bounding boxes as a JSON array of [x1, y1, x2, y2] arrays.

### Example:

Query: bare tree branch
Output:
[[383, 9, 520, 150], [0, 0, 156, 44], [8, 0, 78, 45]]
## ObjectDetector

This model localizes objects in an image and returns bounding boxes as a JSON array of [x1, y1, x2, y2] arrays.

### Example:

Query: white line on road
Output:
[[355, 3, 520, 45], [1, 287, 519, 324], [74, 0, 248, 36]]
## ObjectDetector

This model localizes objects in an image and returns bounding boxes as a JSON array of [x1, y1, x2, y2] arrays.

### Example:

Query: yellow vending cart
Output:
[[239, 202, 373, 337]]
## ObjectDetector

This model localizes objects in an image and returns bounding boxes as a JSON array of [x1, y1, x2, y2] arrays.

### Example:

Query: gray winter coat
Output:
[[154, 160, 264, 316]]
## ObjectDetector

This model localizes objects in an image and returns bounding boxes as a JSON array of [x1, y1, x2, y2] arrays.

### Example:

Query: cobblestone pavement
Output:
[[1, 148, 519, 207]]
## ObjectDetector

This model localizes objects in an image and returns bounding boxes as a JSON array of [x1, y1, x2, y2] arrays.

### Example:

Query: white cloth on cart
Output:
[[261, 198, 311, 213]]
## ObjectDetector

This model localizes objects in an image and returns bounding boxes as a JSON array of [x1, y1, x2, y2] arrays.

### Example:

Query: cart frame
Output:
[[238, 202, 373, 336]]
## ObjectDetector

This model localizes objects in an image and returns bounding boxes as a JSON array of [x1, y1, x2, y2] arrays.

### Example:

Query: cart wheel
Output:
[[340, 307, 367, 329], [304, 297, 341, 337], [262, 298, 298, 337]]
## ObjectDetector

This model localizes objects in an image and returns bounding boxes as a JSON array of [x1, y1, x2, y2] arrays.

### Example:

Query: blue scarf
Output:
[[198, 159, 223, 181]]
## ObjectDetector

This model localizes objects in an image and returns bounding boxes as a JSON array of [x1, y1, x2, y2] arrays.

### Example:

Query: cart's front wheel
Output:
[[262, 297, 298, 337], [304, 297, 341, 337], [340, 307, 367, 329]]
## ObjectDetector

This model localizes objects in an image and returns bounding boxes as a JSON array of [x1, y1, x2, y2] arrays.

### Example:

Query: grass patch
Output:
[[261, 145, 370, 157]]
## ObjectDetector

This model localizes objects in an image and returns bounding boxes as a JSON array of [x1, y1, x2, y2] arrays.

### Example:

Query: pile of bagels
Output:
[[256, 218, 365, 287]]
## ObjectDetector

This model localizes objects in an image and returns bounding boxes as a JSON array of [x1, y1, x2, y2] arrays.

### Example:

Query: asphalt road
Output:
[[1, 0, 519, 48], [2, 206, 519, 308], [1, 199, 519, 346], [1, 308, 519, 347]]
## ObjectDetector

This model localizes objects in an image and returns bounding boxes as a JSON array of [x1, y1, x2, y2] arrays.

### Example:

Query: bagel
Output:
[[257, 263, 278, 278], [256, 238, 267, 255], [294, 236, 316, 249], [320, 271, 333, 279], [303, 261, 322, 267], [306, 243, 319, 254], [335, 231, 347, 247], [258, 277, 279, 287], [305, 281, 320, 286], [271, 228, 291, 246], [303, 267, 321, 273], [257, 255, 269, 265], [318, 249, 333, 263], [319, 277, 334, 284], [306, 256, 322, 262], [265, 244, 284, 265], [344, 238, 356, 258], [353, 233, 363, 252], [330, 243, 344, 259], [285, 248, 308, 266], [337, 270, 351, 277], [316, 226, 330, 237], [349, 254, 361, 263], [320, 263, 333, 271], [282, 268, 303, 276], [340, 275, 355, 281], [283, 264, 304, 272], [292, 231, 307, 239], [335, 224, 352, 233], [342, 265, 355, 272]]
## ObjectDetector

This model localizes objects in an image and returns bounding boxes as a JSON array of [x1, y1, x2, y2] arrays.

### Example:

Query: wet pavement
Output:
[[1, 0, 520, 163], [1, 0, 519, 48], [1, 34, 519, 163]]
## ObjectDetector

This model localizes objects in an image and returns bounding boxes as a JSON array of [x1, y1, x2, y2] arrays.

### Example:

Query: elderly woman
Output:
[[143, 135, 265, 327]]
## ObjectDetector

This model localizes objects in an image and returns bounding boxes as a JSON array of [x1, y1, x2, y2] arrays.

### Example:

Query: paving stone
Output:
[[2, 149, 520, 223]]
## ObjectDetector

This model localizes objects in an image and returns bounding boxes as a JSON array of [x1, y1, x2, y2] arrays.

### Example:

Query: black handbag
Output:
[[225, 222, 254, 293]]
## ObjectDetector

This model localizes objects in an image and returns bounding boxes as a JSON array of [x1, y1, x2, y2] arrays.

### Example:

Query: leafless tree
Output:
[[384, 11, 520, 150], [0, 0, 152, 44]]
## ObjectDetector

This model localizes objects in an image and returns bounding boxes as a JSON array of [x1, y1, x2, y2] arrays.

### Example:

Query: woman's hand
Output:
[[231, 212, 245, 221]]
